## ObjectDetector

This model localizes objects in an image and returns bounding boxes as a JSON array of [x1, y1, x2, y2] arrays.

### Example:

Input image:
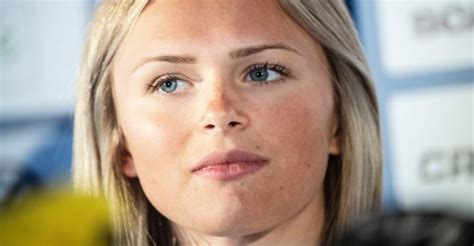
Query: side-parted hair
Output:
[[73, 0, 382, 245]]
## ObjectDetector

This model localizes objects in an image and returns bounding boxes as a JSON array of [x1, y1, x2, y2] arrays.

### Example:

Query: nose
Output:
[[198, 85, 249, 133]]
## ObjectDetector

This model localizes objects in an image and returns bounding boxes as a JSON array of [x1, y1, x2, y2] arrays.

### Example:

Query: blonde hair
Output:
[[73, 0, 381, 245]]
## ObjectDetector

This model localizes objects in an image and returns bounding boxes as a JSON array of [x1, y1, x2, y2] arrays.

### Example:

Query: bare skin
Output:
[[112, 0, 340, 245]]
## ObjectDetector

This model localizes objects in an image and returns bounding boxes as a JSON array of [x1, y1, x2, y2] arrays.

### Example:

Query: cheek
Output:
[[122, 105, 191, 165], [259, 91, 332, 159], [253, 89, 333, 192], [118, 100, 194, 208]]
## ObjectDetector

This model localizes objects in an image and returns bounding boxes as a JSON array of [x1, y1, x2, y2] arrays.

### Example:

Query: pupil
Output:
[[252, 69, 268, 81], [160, 80, 177, 93]]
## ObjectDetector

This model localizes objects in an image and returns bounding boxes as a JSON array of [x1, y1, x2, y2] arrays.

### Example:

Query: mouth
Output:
[[191, 150, 269, 181]]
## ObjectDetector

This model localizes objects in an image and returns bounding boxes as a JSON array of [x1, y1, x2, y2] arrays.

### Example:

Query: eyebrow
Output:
[[133, 43, 300, 71], [229, 43, 301, 59]]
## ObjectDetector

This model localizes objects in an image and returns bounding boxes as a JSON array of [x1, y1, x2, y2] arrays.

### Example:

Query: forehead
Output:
[[136, 0, 295, 41], [114, 0, 324, 72]]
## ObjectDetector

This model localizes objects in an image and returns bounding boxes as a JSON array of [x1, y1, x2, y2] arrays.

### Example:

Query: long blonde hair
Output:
[[73, 0, 381, 245]]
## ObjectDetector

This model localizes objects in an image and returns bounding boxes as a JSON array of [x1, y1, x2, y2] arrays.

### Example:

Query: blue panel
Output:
[[352, 0, 473, 213]]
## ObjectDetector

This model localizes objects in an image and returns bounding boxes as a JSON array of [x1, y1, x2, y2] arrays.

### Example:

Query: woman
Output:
[[73, 0, 381, 245]]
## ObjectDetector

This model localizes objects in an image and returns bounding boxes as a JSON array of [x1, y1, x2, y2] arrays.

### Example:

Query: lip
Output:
[[191, 150, 269, 181]]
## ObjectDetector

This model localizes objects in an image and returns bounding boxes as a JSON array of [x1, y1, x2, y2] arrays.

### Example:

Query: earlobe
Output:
[[121, 147, 138, 178], [328, 118, 341, 155], [119, 132, 138, 178], [329, 137, 341, 155]]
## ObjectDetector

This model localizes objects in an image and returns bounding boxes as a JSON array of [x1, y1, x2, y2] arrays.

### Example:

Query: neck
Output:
[[172, 192, 325, 246]]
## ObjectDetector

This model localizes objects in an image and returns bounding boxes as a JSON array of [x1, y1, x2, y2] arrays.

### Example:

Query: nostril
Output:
[[229, 121, 240, 127], [202, 121, 243, 131], [205, 124, 215, 130]]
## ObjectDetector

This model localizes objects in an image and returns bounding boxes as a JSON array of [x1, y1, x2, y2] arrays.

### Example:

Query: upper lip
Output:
[[191, 150, 269, 172]]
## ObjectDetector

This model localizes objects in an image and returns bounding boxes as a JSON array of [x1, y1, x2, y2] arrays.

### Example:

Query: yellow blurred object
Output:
[[0, 190, 111, 246]]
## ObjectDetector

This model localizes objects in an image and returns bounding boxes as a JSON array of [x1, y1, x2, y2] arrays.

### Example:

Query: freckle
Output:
[[306, 162, 311, 167], [256, 145, 261, 150], [152, 178, 157, 183], [279, 186, 283, 190]]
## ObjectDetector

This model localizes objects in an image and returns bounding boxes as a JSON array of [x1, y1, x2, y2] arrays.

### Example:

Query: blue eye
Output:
[[245, 63, 288, 83], [149, 74, 189, 94], [159, 80, 179, 93]]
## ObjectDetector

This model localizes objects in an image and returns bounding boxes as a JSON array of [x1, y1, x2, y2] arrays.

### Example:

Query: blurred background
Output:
[[0, 0, 472, 218]]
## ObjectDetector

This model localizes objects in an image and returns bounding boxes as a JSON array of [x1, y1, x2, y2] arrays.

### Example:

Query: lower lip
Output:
[[193, 162, 266, 181]]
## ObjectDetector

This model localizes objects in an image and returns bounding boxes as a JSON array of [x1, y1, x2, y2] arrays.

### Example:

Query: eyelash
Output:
[[147, 62, 291, 92], [243, 62, 290, 84], [147, 73, 179, 92]]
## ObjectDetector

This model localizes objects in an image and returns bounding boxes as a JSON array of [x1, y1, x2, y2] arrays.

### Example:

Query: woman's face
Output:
[[113, 0, 340, 238]]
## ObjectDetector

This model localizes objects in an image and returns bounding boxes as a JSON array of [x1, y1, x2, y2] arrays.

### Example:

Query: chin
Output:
[[188, 205, 267, 237], [194, 221, 260, 238]]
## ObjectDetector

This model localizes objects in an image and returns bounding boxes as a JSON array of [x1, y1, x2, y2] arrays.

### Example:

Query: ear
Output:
[[328, 116, 341, 155], [121, 144, 137, 178]]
